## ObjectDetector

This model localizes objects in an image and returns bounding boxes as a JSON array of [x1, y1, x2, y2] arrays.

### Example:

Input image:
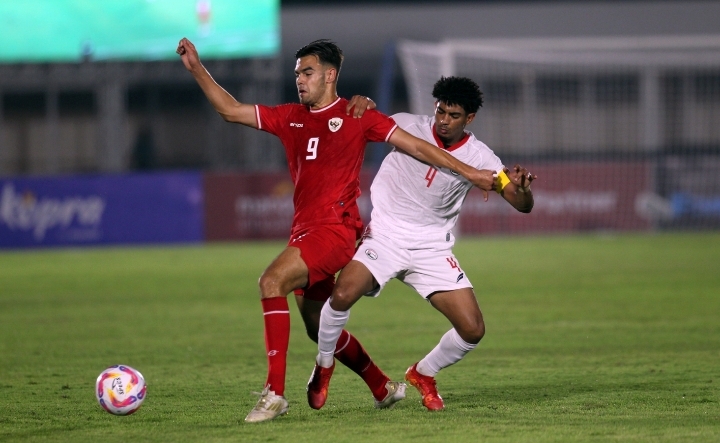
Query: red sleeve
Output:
[[256, 104, 293, 137], [359, 109, 398, 143]]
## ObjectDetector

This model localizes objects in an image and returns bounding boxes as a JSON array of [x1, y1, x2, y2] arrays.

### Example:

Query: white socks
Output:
[[416, 328, 476, 377], [318, 306, 477, 376], [317, 301, 350, 368]]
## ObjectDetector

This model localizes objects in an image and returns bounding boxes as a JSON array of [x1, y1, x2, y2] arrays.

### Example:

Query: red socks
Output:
[[334, 329, 390, 400], [261, 298, 388, 400], [261, 297, 290, 396]]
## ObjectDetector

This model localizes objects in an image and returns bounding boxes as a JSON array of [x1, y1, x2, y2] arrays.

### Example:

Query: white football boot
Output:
[[374, 381, 407, 409], [244, 386, 289, 423]]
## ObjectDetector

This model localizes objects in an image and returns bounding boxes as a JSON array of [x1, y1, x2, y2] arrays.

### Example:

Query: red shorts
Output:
[[289, 222, 360, 302]]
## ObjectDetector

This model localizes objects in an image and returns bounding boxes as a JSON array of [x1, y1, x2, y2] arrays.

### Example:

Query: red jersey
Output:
[[256, 97, 398, 230]]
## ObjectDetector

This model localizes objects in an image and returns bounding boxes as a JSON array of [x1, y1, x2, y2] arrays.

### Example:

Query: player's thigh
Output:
[[290, 224, 357, 288], [259, 246, 309, 297], [330, 259, 378, 311], [401, 249, 470, 298], [352, 235, 409, 298], [428, 288, 485, 344]]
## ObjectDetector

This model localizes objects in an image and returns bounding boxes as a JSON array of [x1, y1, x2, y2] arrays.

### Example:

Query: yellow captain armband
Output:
[[495, 170, 511, 194]]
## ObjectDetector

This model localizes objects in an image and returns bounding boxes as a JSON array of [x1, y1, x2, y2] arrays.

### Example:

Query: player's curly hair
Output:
[[295, 39, 344, 72], [432, 76, 483, 115]]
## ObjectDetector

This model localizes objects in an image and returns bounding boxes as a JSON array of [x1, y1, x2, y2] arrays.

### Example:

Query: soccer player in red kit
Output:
[[177, 37, 495, 423]]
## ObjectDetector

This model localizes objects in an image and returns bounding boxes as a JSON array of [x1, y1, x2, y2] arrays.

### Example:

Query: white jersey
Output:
[[369, 113, 503, 249]]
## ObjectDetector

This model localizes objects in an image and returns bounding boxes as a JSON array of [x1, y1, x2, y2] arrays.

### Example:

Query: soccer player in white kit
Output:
[[307, 76, 536, 411]]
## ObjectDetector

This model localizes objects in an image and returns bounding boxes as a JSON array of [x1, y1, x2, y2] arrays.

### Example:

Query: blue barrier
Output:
[[671, 193, 720, 217], [0, 171, 204, 248]]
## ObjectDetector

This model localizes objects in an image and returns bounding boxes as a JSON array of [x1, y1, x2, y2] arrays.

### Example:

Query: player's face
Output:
[[434, 101, 475, 146], [295, 55, 330, 106]]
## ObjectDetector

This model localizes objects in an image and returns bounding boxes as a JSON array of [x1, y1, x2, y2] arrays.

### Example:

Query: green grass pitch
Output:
[[1, 233, 719, 442]]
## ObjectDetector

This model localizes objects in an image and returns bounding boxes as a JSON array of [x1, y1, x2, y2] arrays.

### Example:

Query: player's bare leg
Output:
[[427, 288, 485, 345], [406, 288, 484, 411], [245, 247, 308, 423], [310, 260, 406, 409], [295, 296, 322, 341]]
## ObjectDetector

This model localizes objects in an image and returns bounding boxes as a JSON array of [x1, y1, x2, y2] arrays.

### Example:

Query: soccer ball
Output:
[[95, 365, 147, 415]]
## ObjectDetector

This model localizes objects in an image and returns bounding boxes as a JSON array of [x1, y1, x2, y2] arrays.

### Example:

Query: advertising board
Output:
[[0, 172, 204, 247]]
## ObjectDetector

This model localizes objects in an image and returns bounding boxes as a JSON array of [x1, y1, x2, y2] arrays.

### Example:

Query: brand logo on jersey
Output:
[[328, 117, 343, 132], [290, 233, 309, 244], [365, 249, 378, 260], [450, 170, 459, 176], [456, 272, 464, 282], [290, 122, 304, 127], [446, 233, 450, 241]]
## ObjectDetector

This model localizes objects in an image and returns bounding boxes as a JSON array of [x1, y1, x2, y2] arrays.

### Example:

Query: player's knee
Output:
[[474, 320, 486, 343], [257, 271, 283, 299], [460, 319, 485, 344], [328, 289, 353, 311]]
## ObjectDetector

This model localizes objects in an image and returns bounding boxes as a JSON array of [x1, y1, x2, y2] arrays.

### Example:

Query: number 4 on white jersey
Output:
[[425, 166, 437, 187]]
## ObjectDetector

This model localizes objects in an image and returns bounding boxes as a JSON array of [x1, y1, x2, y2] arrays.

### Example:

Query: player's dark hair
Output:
[[432, 76, 483, 115], [295, 39, 344, 72]]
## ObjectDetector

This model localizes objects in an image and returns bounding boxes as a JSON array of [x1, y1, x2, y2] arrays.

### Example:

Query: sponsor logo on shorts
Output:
[[365, 249, 378, 260], [456, 273, 464, 282]]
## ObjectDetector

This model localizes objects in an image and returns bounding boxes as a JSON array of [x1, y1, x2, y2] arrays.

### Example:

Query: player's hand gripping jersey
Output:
[[256, 97, 397, 230], [369, 113, 503, 249]]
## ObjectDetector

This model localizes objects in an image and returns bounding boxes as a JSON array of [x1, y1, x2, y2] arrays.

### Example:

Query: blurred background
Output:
[[2, 0, 720, 248]]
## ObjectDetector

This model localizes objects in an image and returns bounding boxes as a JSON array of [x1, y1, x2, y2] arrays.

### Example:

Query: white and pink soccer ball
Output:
[[95, 365, 147, 415]]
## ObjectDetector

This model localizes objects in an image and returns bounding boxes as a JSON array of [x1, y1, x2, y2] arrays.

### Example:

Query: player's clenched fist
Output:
[[176, 38, 201, 72], [466, 169, 496, 202]]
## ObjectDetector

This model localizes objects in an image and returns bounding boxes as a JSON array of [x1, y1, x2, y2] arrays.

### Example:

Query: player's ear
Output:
[[326, 67, 338, 84], [465, 113, 476, 125]]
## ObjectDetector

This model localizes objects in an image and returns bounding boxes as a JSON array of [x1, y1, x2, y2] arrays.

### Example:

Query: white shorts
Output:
[[353, 231, 473, 299]]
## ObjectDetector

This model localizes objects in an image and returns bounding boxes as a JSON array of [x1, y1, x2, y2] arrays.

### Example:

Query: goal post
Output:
[[396, 36, 720, 233]]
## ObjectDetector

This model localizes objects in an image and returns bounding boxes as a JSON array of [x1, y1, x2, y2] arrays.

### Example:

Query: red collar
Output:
[[432, 124, 470, 152]]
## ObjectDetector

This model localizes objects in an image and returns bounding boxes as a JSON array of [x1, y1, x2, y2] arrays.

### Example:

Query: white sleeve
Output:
[[390, 112, 424, 131], [472, 141, 504, 173]]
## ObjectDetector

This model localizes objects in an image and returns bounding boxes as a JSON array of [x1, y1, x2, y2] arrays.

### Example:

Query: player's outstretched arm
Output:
[[497, 165, 535, 213], [388, 128, 496, 193], [176, 38, 258, 128]]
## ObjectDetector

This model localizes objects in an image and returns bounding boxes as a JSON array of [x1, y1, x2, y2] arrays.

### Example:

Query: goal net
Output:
[[397, 36, 720, 234]]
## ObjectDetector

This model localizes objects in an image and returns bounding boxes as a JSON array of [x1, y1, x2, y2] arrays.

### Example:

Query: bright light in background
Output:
[[1, 0, 279, 62]]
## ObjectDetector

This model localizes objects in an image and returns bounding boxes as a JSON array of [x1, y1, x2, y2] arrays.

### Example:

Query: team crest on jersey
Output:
[[328, 117, 343, 132], [365, 249, 378, 260]]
